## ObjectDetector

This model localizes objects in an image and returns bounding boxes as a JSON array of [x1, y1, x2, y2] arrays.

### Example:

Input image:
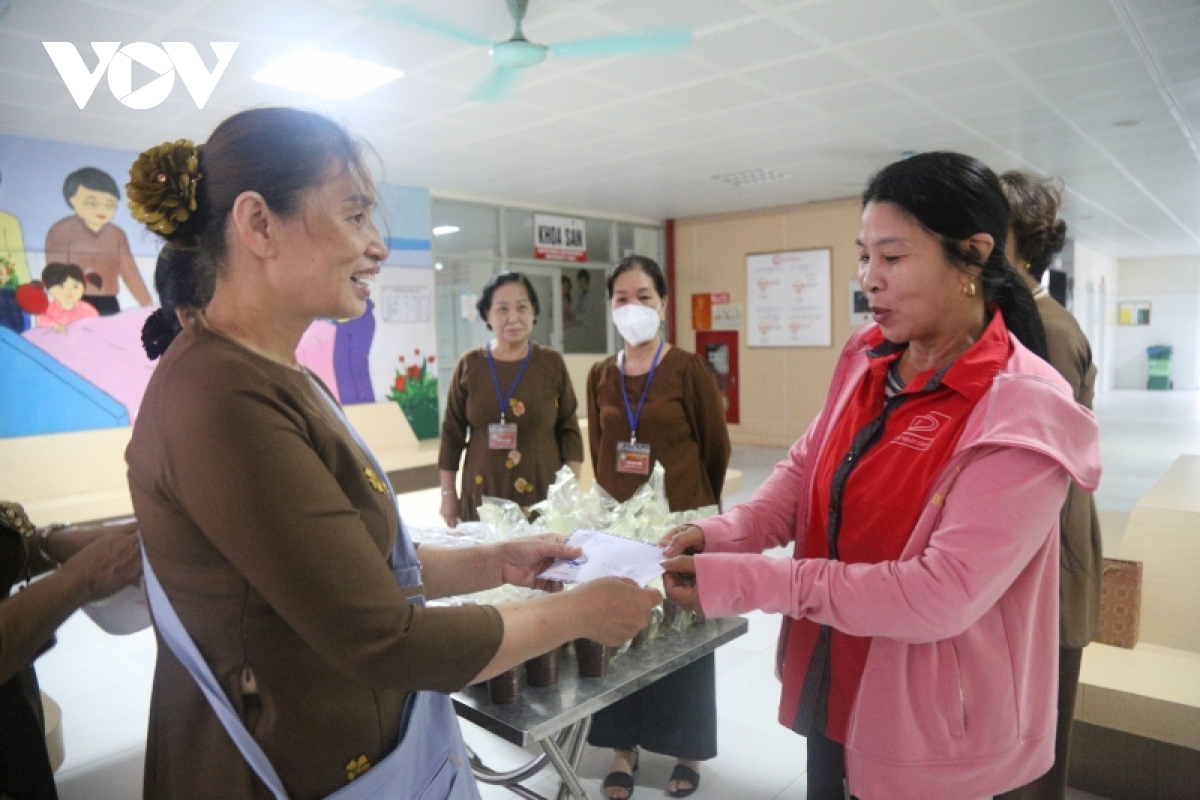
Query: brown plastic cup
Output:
[[525, 648, 560, 687], [487, 666, 521, 704], [574, 638, 611, 678]]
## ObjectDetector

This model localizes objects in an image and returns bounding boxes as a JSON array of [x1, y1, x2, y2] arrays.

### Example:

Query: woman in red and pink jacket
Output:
[[662, 152, 1101, 800]]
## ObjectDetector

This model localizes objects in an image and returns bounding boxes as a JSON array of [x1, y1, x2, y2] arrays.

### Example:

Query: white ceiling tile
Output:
[[706, 99, 817, 131], [1034, 59, 1155, 104], [1008, 28, 1140, 78], [892, 57, 1015, 97], [690, 19, 817, 70], [654, 76, 772, 114], [740, 52, 871, 96], [574, 98, 686, 131], [924, 82, 1043, 119], [441, 100, 549, 131], [516, 75, 623, 114], [593, 0, 752, 31], [514, 117, 615, 146], [4, 0, 158, 40], [583, 54, 717, 94], [837, 101, 942, 135], [1139, 6, 1200, 56], [1161, 52, 1200, 85], [842, 24, 982, 74], [801, 81, 908, 114], [973, 0, 1124, 50], [787, 0, 942, 45]]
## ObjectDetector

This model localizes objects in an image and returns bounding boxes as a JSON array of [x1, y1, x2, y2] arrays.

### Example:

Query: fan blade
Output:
[[468, 66, 522, 102], [548, 28, 692, 59], [366, 2, 494, 47]]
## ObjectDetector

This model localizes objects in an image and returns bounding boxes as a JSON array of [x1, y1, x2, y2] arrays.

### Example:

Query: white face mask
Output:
[[612, 303, 662, 345]]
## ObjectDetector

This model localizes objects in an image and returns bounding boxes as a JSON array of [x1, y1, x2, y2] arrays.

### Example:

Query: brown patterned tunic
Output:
[[439, 344, 584, 520], [128, 318, 503, 799]]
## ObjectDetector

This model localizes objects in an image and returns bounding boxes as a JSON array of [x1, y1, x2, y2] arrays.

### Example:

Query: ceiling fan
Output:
[[369, 0, 692, 102]]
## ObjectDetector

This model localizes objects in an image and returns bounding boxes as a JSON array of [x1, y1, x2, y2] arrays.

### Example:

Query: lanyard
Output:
[[619, 339, 664, 444], [486, 341, 533, 424]]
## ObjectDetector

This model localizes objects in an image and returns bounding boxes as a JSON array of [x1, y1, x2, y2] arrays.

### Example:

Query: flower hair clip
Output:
[[127, 139, 202, 235]]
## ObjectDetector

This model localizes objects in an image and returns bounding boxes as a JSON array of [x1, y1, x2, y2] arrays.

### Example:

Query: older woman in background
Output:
[[996, 171, 1102, 800], [662, 152, 1101, 800], [438, 271, 583, 526]]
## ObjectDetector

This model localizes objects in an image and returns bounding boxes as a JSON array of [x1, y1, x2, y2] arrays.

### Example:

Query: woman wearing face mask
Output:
[[439, 271, 584, 527], [586, 255, 731, 800]]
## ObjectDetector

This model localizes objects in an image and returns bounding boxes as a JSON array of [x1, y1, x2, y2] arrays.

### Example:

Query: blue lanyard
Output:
[[486, 341, 532, 424], [619, 339, 664, 444]]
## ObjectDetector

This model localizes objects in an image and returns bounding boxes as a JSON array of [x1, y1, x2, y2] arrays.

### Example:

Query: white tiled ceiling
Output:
[[2, 0, 1198, 257]]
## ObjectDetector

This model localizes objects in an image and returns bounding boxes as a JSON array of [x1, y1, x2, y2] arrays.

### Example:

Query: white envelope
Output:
[[538, 529, 665, 587]]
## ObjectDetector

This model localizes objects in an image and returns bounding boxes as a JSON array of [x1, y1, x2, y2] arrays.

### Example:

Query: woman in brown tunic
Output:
[[586, 256, 731, 799], [125, 108, 660, 800], [439, 272, 583, 525], [998, 171, 1102, 800]]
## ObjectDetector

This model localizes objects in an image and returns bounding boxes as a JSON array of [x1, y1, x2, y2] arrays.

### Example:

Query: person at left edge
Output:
[[439, 271, 583, 527]]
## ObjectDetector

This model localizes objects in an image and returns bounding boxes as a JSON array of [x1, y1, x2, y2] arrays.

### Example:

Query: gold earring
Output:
[[963, 281, 977, 297]]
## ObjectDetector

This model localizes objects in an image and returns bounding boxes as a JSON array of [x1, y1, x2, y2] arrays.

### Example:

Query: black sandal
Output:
[[667, 763, 700, 798], [602, 748, 639, 800]]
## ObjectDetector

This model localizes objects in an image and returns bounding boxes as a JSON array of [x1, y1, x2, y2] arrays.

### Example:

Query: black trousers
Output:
[[806, 727, 850, 800], [587, 652, 717, 760]]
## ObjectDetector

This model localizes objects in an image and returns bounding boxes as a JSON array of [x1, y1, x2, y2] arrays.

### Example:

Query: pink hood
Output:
[[694, 326, 1101, 800]]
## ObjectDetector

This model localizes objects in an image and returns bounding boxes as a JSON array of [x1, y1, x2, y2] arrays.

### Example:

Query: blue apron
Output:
[[141, 378, 481, 800]]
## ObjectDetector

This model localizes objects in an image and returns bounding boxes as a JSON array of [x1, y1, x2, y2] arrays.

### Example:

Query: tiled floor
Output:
[[40, 389, 1200, 799]]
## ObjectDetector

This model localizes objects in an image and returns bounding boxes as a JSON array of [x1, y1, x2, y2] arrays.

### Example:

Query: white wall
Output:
[[1112, 257, 1200, 390], [1073, 242, 1120, 393]]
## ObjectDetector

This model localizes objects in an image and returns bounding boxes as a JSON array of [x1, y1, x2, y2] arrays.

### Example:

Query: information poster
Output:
[[381, 284, 431, 323], [534, 213, 587, 262], [746, 249, 831, 347]]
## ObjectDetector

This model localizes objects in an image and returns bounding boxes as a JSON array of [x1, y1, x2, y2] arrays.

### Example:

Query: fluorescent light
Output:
[[434, 262, 444, 270], [432, 225, 460, 236], [253, 47, 402, 100]]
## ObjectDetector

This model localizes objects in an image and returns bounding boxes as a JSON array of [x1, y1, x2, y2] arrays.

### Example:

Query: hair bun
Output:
[[127, 140, 203, 240], [141, 307, 181, 360]]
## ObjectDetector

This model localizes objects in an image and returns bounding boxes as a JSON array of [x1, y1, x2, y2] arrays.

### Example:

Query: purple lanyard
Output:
[[486, 341, 532, 424], [619, 339, 664, 444]]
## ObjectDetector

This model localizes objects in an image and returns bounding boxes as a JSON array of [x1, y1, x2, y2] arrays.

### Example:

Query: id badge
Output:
[[615, 441, 651, 475], [488, 423, 518, 450]]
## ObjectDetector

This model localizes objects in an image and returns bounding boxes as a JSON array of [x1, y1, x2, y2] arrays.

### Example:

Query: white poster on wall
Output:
[[746, 249, 832, 347], [381, 285, 431, 323]]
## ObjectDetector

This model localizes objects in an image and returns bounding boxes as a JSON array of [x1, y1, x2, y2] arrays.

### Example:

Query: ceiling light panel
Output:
[[253, 47, 402, 100]]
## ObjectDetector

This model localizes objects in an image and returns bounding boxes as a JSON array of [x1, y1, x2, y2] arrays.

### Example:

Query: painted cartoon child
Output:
[[35, 262, 99, 332], [44, 167, 152, 315]]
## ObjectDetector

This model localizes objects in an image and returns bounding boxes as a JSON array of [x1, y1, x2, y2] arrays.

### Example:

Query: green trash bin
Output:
[[1147, 345, 1172, 390]]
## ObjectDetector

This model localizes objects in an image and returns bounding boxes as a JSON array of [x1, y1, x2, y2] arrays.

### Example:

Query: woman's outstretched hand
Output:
[[659, 524, 705, 558], [660, 555, 701, 613]]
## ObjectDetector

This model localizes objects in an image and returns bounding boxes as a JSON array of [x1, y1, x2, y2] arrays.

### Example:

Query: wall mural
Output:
[[0, 134, 437, 439]]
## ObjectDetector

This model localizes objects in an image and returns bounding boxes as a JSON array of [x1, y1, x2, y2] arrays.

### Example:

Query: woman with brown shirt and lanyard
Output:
[[586, 256, 731, 800], [438, 271, 583, 526]]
